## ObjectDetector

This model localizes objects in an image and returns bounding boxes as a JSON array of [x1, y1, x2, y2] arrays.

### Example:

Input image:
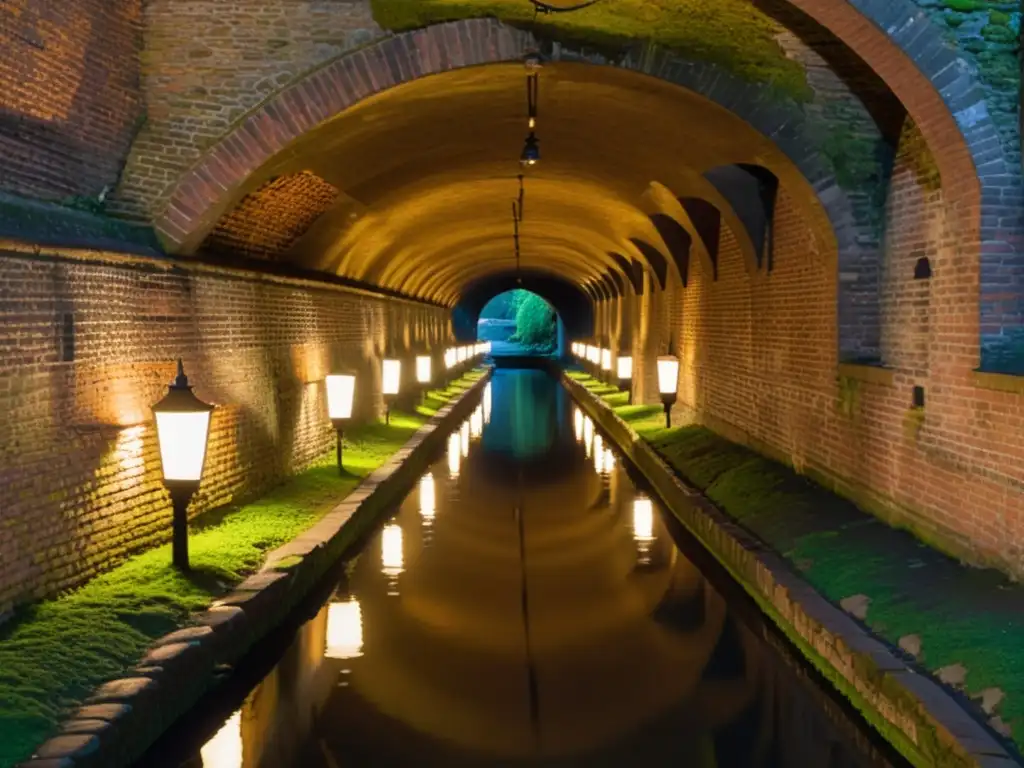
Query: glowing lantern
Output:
[[416, 355, 432, 385], [658, 355, 680, 428], [447, 431, 461, 477], [325, 373, 355, 474], [152, 360, 214, 570], [382, 358, 401, 424]]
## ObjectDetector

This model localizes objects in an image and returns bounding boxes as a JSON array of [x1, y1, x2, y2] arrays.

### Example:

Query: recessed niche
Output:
[[60, 313, 75, 362], [913, 257, 932, 280], [912, 385, 925, 409]]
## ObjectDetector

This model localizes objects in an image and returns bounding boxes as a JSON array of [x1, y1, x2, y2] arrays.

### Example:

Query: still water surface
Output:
[[157, 370, 904, 768]]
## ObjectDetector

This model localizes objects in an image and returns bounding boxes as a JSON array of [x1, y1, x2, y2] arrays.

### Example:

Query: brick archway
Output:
[[155, 10, 1014, 365]]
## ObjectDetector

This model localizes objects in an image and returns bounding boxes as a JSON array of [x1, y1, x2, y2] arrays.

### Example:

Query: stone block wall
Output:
[[109, 0, 383, 222], [0, 0, 143, 202], [0, 245, 447, 614], [595, 126, 1024, 576]]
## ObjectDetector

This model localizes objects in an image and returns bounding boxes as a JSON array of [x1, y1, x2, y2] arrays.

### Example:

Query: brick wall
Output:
[[0, 0, 143, 201], [646, 124, 1024, 575], [109, 0, 383, 222], [0, 245, 447, 614]]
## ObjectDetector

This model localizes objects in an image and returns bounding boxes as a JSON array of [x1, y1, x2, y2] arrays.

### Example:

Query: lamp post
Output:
[[152, 359, 214, 571], [617, 355, 633, 404], [657, 355, 680, 428], [325, 373, 355, 474], [600, 348, 613, 383], [382, 358, 401, 425], [416, 354, 432, 402]]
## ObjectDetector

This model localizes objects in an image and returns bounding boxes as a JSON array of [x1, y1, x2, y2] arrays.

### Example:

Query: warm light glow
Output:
[[604, 447, 615, 472], [460, 419, 470, 457], [416, 356, 432, 384], [200, 710, 242, 768], [601, 349, 613, 371], [447, 432, 461, 477], [583, 416, 594, 458], [483, 383, 492, 423], [456, 346, 467, 363], [419, 474, 436, 520], [574, 407, 584, 440], [382, 359, 401, 396], [155, 411, 212, 482], [470, 407, 483, 438], [633, 497, 655, 542], [617, 356, 633, 380], [382, 525, 404, 576], [658, 356, 680, 395], [593, 433, 605, 473], [587, 345, 600, 364], [325, 599, 363, 659], [326, 374, 355, 420], [444, 348, 456, 370]]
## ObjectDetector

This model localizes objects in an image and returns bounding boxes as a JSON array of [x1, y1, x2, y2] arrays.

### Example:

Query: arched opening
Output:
[[477, 289, 559, 356]]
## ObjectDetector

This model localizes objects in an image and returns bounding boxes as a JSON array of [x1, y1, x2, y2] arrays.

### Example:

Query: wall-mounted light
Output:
[[152, 360, 215, 571], [382, 358, 401, 424], [658, 355, 680, 428], [325, 373, 355, 475]]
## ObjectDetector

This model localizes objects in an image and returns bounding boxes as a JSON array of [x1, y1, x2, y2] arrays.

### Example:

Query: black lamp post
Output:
[[658, 355, 680, 428], [152, 360, 214, 571], [326, 373, 355, 474]]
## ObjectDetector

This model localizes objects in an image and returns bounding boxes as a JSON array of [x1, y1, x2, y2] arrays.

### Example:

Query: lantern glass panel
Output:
[[155, 411, 211, 482], [326, 374, 355, 420]]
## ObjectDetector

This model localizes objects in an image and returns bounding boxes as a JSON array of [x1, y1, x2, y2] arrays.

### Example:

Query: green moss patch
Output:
[[0, 370, 483, 768], [568, 370, 1024, 754], [370, 0, 810, 100]]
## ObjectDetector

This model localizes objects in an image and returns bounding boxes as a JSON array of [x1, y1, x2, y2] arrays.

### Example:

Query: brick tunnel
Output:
[[1, 0, 1023, 626]]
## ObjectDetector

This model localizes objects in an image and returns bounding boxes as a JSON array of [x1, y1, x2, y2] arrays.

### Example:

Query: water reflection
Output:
[[381, 525, 403, 595], [325, 599, 363, 660], [171, 372, 899, 768], [447, 432, 460, 478]]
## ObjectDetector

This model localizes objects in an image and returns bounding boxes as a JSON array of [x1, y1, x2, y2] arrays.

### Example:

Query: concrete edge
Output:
[[562, 373, 1019, 768], [23, 371, 492, 768]]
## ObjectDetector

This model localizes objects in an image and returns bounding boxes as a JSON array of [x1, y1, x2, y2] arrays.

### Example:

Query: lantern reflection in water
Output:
[[573, 407, 583, 441], [325, 598, 363, 660], [470, 407, 483, 439], [582, 416, 594, 458], [460, 420, 470, 457], [200, 710, 242, 768], [633, 496, 656, 565], [593, 433, 605, 474], [419, 473, 436, 522], [483, 383, 492, 423], [382, 524, 404, 595], [604, 447, 615, 473], [447, 431, 460, 477]]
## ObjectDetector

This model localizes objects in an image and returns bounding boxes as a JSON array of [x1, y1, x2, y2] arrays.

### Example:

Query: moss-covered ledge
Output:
[[562, 372, 1016, 768], [16, 370, 491, 768]]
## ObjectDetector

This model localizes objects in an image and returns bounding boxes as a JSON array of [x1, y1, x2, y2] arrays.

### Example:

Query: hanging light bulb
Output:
[[520, 133, 540, 167]]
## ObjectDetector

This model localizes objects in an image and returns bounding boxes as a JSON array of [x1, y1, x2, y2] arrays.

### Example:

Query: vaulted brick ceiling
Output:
[[200, 62, 825, 304]]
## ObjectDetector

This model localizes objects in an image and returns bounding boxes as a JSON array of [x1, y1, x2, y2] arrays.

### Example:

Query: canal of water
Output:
[[148, 369, 908, 768]]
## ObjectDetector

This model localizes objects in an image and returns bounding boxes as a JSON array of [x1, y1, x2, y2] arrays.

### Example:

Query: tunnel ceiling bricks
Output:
[[155, 20, 878, 353]]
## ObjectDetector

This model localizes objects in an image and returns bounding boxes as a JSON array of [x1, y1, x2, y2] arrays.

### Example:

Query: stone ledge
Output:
[[562, 372, 1016, 768], [837, 362, 895, 387], [22, 370, 492, 768], [971, 370, 1024, 395]]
